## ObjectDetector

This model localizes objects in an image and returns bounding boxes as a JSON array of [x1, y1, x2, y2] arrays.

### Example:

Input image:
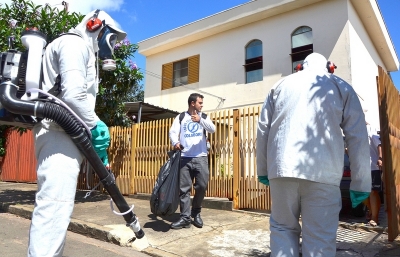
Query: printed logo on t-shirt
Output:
[[183, 120, 203, 138]]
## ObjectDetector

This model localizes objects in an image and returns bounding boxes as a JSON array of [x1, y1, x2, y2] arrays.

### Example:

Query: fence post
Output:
[[233, 109, 240, 209], [130, 123, 139, 194]]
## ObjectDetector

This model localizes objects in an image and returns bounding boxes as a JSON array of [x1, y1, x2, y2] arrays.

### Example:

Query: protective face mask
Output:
[[97, 25, 118, 71]]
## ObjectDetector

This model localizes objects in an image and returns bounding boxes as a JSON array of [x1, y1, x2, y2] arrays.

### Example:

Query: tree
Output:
[[0, 0, 144, 127], [0, 0, 83, 51], [97, 39, 144, 127]]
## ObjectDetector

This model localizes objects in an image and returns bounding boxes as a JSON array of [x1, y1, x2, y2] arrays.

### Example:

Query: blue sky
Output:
[[375, 0, 400, 90], [3, 0, 399, 90]]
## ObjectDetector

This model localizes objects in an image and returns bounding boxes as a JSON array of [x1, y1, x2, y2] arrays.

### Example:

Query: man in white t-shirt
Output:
[[169, 93, 215, 229]]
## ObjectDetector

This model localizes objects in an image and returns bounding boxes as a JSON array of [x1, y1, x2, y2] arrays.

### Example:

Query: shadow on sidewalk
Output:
[[0, 189, 36, 205], [0, 188, 110, 207], [74, 190, 109, 204], [143, 213, 181, 232], [244, 249, 271, 256]]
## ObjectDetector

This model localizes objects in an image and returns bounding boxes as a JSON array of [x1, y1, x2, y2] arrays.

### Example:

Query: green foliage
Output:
[[0, 0, 144, 127], [0, 125, 27, 157], [0, 125, 8, 157], [0, 0, 83, 51], [0, 0, 144, 160], [0, 0, 84, 156], [97, 39, 144, 127]]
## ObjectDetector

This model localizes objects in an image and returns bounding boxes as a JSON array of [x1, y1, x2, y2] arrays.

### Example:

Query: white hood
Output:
[[71, 10, 127, 54], [302, 52, 328, 73]]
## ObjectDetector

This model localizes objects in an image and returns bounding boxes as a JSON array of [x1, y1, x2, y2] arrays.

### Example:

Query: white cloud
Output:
[[1, 0, 124, 15]]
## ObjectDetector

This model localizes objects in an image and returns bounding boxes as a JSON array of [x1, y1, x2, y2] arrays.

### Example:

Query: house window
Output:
[[245, 40, 263, 83], [173, 59, 188, 87], [291, 26, 313, 72], [162, 55, 200, 90]]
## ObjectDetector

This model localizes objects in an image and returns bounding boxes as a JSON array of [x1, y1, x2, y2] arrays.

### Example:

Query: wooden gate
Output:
[[377, 66, 400, 241], [233, 107, 271, 210]]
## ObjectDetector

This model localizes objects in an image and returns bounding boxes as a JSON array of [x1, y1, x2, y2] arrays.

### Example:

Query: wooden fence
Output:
[[77, 126, 133, 195], [77, 105, 272, 211], [3, 67, 399, 216], [0, 105, 271, 211], [377, 66, 400, 241], [131, 118, 172, 195], [129, 106, 271, 210], [237, 106, 271, 210]]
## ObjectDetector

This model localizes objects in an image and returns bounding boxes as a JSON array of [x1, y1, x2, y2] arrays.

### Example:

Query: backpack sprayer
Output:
[[0, 29, 144, 241]]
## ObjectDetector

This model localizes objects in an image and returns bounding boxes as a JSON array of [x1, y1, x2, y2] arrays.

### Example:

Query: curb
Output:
[[68, 219, 116, 243], [0, 202, 33, 220]]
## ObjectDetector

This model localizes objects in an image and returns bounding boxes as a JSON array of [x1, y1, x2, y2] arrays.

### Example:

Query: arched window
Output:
[[245, 40, 263, 83], [291, 26, 313, 72]]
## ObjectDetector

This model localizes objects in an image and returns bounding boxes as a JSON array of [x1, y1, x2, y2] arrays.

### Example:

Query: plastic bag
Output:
[[150, 150, 181, 216]]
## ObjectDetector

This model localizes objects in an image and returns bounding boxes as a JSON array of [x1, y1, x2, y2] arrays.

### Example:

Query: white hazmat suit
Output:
[[257, 53, 371, 257], [28, 10, 126, 257]]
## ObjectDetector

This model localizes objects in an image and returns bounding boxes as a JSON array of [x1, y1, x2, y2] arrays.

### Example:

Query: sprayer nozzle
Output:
[[134, 229, 145, 239], [127, 217, 144, 239]]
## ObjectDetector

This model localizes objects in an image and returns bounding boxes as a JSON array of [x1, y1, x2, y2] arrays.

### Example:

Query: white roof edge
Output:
[[369, 0, 399, 71], [137, 1, 253, 44], [138, 0, 323, 56], [139, 0, 399, 72], [350, 0, 399, 71]]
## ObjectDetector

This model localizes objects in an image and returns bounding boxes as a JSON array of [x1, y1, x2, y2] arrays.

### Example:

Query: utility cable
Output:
[[144, 69, 226, 106]]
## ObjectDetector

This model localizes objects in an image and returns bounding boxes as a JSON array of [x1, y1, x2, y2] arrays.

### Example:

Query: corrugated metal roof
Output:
[[124, 101, 179, 122]]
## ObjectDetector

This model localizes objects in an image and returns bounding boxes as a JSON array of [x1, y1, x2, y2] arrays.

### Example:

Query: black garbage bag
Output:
[[150, 150, 181, 216]]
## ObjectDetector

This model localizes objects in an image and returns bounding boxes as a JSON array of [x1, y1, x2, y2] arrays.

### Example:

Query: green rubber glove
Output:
[[91, 120, 110, 166], [350, 190, 370, 208], [258, 176, 270, 186]]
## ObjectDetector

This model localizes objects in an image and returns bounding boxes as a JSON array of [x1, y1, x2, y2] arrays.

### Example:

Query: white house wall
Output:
[[328, 22, 352, 85], [143, 0, 380, 116], [346, 1, 385, 130]]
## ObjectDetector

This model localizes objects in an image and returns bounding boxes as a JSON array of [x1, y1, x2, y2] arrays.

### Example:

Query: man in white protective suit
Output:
[[256, 52, 371, 257], [28, 9, 126, 257]]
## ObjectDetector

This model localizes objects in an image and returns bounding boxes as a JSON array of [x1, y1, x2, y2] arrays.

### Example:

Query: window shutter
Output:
[[188, 55, 200, 84], [162, 63, 173, 90]]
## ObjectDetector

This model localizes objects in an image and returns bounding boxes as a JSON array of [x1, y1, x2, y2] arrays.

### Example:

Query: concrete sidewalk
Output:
[[0, 181, 399, 257]]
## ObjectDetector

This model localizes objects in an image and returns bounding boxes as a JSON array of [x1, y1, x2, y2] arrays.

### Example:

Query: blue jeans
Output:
[[179, 156, 209, 220]]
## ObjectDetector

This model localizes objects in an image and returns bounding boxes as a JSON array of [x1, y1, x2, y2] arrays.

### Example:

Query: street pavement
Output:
[[0, 181, 399, 257], [0, 211, 150, 257]]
